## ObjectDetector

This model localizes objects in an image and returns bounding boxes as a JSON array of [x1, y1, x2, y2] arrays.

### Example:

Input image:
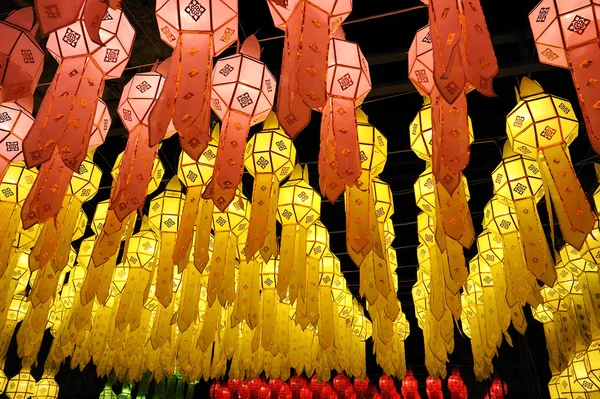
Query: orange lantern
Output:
[[206, 35, 276, 210], [0, 7, 44, 104], [320, 31, 371, 199], [529, 0, 600, 154], [22, 5, 134, 223], [266, 0, 352, 137], [150, 0, 238, 158]]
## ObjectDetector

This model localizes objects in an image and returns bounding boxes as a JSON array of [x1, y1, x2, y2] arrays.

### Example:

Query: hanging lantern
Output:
[[379, 375, 395, 393], [300, 386, 313, 399], [174, 125, 218, 270], [228, 379, 240, 393], [334, 373, 351, 392], [150, 0, 238, 158], [447, 370, 465, 399], [207, 35, 276, 210], [291, 375, 306, 392], [249, 378, 261, 393], [210, 382, 221, 399], [99, 384, 117, 399], [0, 100, 34, 181], [244, 113, 296, 260], [354, 377, 369, 393], [220, 387, 231, 399], [401, 370, 418, 399], [238, 381, 250, 399], [344, 385, 356, 399], [0, 7, 44, 103], [506, 77, 594, 248], [266, 0, 351, 137], [279, 384, 293, 399], [32, 372, 59, 399], [258, 383, 271, 399], [320, 29, 371, 199], [5, 366, 36, 399], [490, 377, 508, 399], [426, 377, 442, 399], [148, 177, 185, 307]]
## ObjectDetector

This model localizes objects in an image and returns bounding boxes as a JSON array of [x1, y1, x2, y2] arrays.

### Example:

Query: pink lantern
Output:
[[205, 35, 275, 210], [0, 7, 44, 104], [319, 30, 371, 201], [150, 0, 238, 159], [0, 99, 34, 181], [22, 3, 134, 227], [265, 0, 352, 138], [529, 0, 600, 154], [88, 98, 111, 150]]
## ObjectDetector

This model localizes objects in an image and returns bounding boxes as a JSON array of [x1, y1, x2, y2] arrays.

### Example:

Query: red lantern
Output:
[[228, 379, 240, 392], [344, 385, 356, 399], [354, 378, 369, 393], [300, 386, 313, 399], [290, 375, 306, 392], [379, 375, 395, 393], [310, 375, 323, 392], [401, 371, 418, 399], [392, 392, 402, 399], [279, 384, 293, 399], [210, 383, 222, 399], [258, 383, 271, 399], [334, 373, 350, 392], [321, 383, 334, 397], [490, 378, 507, 399], [269, 379, 282, 393], [221, 387, 231, 399], [425, 377, 442, 399], [447, 370, 464, 399], [249, 378, 262, 393], [239, 381, 251, 399]]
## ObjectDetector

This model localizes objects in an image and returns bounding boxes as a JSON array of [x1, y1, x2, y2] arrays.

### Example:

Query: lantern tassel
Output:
[[277, 225, 301, 300], [177, 264, 201, 333], [330, 97, 362, 186], [246, 174, 278, 260], [435, 180, 475, 248], [319, 103, 345, 202], [156, 231, 176, 308], [198, 298, 221, 351], [208, 231, 236, 307], [0, 203, 22, 276], [261, 289, 277, 352], [501, 232, 530, 305], [193, 199, 214, 272], [173, 186, 203, 271]]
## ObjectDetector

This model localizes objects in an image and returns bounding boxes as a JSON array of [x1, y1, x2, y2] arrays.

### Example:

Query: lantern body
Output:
[[5, 370, 36, 399], [326, 38, 371, 104], [379, 375, 395, 393], [0, 102, 34, 165], [354, 378, 369, 393], [88, 98, 111, 150], [290, 375, 306, 392], [300, 386, 313, 399]]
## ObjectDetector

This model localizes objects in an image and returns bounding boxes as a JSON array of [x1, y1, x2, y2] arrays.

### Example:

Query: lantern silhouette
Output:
[[150, 0, 238, 158], [148, 177, 185, 307], [266, 0, 351, 137], [528, 0, 600, 154], [24, 5, 134, 172], [174, 125, 219, 271], [506, 77, 594, 248], [0, 7, 44, 104], [245, 114, 296, 260], [207, 35, 276, 210], [320, 31, 371, 194], [277, 163, 320, 300], [0, 101, 34, 181]]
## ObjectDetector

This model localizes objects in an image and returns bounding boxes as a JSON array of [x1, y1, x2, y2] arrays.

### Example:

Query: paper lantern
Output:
[[5, 367, 36, 399], [354, 378, 369, 393], [0, 7, 44, 104], [490, 378, 508, 399], [507, 77, 594, 248], [279, 384, 293, 399], [344, 385, 356, 399], [89, 98, 111, 150], [528, 0, 600, 154], [334, 373, 350, 392], [238, 381, 250, 399], [148, 177, 185, 307], [447, 370, 465, 399], [258, 383, 271, 399], [291, 375, 306, 392], [150, 0, 238, 158], [207, 35, 275, 210], [320, 31, 371, 198], [228, 379, 240, 392], [210, 383, 221, 399], [0, 100, 34, 181], [24, 5, 134, 171], [174, 125, 218, 271], [379, 375, 394, 393], [300, 386, 313, 399], [277, 163, 320, 299], [425, 377, 442, 399], [401, 370, 418, 397], [245, 114, 296, 260], [33, 373, 59, 399]]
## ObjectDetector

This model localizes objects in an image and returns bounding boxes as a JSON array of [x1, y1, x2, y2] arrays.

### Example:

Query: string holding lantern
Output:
[[506, 77, 595, 249], [149, 0, 238, 158], [266, 0, 352, 137], [205, 35, 276, 211], [244, 114, 296, 261], [0, 7, 43, 104], [21, 5, 135, 225]]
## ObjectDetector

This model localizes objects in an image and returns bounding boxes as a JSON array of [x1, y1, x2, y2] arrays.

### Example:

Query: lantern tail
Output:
[[446, 238, 468, 290], [277, 225, 305, 300], [208, 231, 235, 307], [345, 185, 372, 256], [0, 202, 21, 277], [501, 232, 530, 305], [489, 261, 512, 331], [21, 153, 74, 229], [435, 181, 474, 249], [297, 3, 329, 110], [95, 247, 120, 305], [91, 211, 130, 267], [188, 202, 211, 274], [246, 174, 277, 260], [568, 43, 600, 155], [155, 231, 176, 308], [372, 250, 392, 299], [247, 260, 261, 330], [34, 0, 84, 35], [540, 145, 595, 248], [260, 289, 277, 352], [458, 0, 498, 96], [317, 287, 334, 350], [319, 102, 345, 203], [218, 237, 237, 307], [428, 0, 465, 104], [209, 112, 252, 211], [23, 57, 88, 168], [110, 125, 159, 221], [174, 33, 213, 160], [429, 245, 446, 321], [305, 256, 320, 326], [330, 97, 361, 186], [277, 7, 311, 139], [178, 265, 201, 333], [150, 296, 175, 350], [513, 197, 555, 284], [359, 255, 378, 305], [385, 291, 401, 321], [29, 260, 62, 307], [198, 298, 221, 351], [173, 186, 202, 271], [232, 258, 253, 327], [72, 293, 94, 331], [83, 0, 108, 46]]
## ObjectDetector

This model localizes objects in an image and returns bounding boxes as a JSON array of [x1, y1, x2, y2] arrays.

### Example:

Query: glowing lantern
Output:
[[401, 370, 418, 399], [279, 384, 293, 399], [354, 378, 369, 393], [207, 35, 276, 210], [33, 372, 59, 399], [244, 114, 296, 260], [99, 384, 117, 399], [210, 383, 221, 399], [300, 386, 313, 399], [506, 77, 594, 248], [259, 257, 279, 351], [0, 101, 34, 181], [447, 370, 465, 399], [220, 387, 231, 399], [174, 125, 218, 270], [320, 30, 371, 194], [258, 383, 271, 399], [89, 98, 111, 150], [266, 0, 351, 137], [228, 379, 240, 393], [150, 0, 238, 158], [0, 7, 43, 103], [24, 5, 134, 174], [5, 366, 36, 399], [426, 377, 442, 399], [238, 381, 250, 399], [344, 385, 356, 399], [148, 177, 185, 307], [334, 373, 351, 392], [277, 163, 320, 298], [379, 375, 394, 393], [249, 378, 261, 393], [291, 375, 306, 392], [490, 378, 507, 398]]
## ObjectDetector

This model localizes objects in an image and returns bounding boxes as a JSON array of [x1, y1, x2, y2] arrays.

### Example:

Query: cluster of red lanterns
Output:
[[208, 371, 505, 399]]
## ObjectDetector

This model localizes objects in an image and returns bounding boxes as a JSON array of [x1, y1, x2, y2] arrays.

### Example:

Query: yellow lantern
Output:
[[175, 125, 219, 270], [318, 249, 340, 350], [244, 113, 296, 260], [506, 77, 594, 248], [299, 220, 329, 327], [32, 372, 59, 399], [260, 257, 279, 353], [277, 164, 320, 300], [5, 366, 36, 399], [148, 176, 185, 307]]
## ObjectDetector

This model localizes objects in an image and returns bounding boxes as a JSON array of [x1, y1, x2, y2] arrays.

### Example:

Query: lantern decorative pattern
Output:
[[150, 0, 238, 158], [207, 35, 276, 211]]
